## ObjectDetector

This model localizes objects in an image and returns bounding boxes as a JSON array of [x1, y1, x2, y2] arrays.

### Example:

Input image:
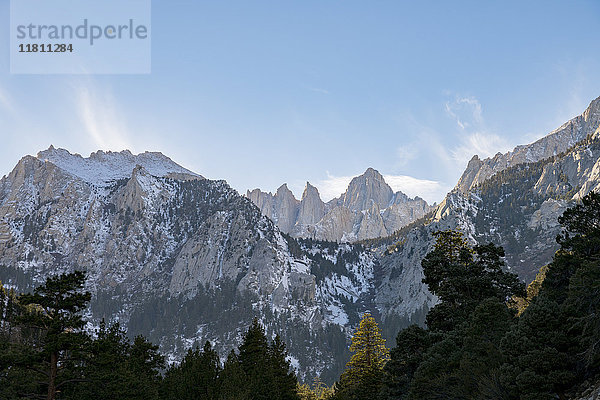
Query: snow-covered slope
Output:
[[0, 150, 378, 383], [35, 146, 201, 186]]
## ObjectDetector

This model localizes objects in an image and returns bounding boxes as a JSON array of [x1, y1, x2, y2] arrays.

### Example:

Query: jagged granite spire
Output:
[[247, 168, 432, 242]]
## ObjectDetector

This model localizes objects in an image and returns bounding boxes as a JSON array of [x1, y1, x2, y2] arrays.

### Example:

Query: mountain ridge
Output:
[[247, 168, 432, 242], [1, 95, 600, 384]]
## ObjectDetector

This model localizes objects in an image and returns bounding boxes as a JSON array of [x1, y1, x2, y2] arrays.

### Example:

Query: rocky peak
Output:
[[297, 182, 326, 225], [276, 183, 295, 198], [454, 96, 600, 193], [341, 167, 394, 211], [272, 184, 299, 232], [301, 182, 321, 201], [35, 146, 201, 187], [582, 95, 600, 123], [248, 168, 431, 242]]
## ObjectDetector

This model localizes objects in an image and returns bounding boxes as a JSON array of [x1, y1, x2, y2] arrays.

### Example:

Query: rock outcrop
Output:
[[247, 168, 432, 242], [455, 96, 600, 193], [374, 96, 600, 323], [0, 147, 379, 382]]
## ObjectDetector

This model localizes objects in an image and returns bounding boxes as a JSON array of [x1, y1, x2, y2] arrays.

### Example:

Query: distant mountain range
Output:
[[247, 168, 432, 242], [0, 95, 599, 382]]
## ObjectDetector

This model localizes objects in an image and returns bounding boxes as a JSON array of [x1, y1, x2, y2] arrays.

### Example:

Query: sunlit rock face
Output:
[[248, 168, 432, 242]]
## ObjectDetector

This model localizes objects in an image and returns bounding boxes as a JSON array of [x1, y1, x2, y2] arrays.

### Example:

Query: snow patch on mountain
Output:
[[36, 146, 201, 186]]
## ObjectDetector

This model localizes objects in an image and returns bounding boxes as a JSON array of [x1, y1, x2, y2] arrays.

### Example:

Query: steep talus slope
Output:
[[0, 147, 378, 382], [247, 168, 432, 242]]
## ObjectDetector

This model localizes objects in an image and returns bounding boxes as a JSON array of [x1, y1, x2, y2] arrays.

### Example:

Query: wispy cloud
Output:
[[309, 87, 330, 95], [446, 94, 511, 167], [383, 175, 447, 204], [451, 132, 511, 165], [314, 172, 353, 201], [395, 143, 418, 167], [445, 95, 483, 130], [0, 85, 17, 116], [74, 82, 133, 151]]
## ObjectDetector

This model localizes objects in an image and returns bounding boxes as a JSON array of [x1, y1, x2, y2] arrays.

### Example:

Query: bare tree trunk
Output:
[[47, 351, 57, 400]]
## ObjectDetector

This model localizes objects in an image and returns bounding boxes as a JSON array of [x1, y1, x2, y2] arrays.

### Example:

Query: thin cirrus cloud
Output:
[[74, 83, 133, 152], [313, 171, 447, 204], [446, 95, 512, 166], [308, 87, 330, 95], [451, 131, 511, 165], [0, 84, 18, 117], [445, 95, 483, 130]]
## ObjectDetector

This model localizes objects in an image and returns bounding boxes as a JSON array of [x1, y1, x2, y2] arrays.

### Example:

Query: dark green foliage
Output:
[[219, 318, 299, 400], [499, 295, 575, 400], [220, 350, 248, 400], [239, 319, 299, 400], [380, 230, 524, 400], [162, 341, 221, 400], [1, 274, 303, 400], [16, 271, 92, 400], [127, 335, 165, 399], [68, 320, 131, 399], [380, 325, 431, 399], [66, 321, 164, 400], [379, 192, 600, 400], [422, 231, 524, 333], [269, 335, 301, 400], [498, 191, 600, 399]]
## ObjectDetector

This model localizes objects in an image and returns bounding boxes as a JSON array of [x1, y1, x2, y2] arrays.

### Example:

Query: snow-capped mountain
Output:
[[247, 168, 432, 242], [0, 147, 380, 382], [0, 95, 599, 385]]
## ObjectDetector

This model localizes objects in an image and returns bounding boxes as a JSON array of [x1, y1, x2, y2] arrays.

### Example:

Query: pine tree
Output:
[[269, 334, 299, 400], [17, 271, 91, 400], [380, 325, 431, 399], [126, 335, 164, 400], [499, 295, 575, 400], [66, 320, 131, 400], [499, 192, 600, 398], [219, 349, 248, 400], [312, 375, 334, 399], [162, 341, 221, 400], [0, 281, 40, 399], [335, 313, 389, 399], [422, 230, 524, 332], [297, 382, 317, 400], [221, 318, 299, 400], [238, 318, 271, 399]]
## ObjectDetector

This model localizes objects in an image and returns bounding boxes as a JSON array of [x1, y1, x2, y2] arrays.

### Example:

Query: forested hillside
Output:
[[2, 192, 599, 399]]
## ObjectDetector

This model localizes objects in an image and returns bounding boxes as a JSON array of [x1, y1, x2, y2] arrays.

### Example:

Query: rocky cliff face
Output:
[[1, 96, 599, 384], [0, 147, 379, 382], [455, 96, 600, 194], [247, 168, 432, 242], [373, 96, 600, 328]]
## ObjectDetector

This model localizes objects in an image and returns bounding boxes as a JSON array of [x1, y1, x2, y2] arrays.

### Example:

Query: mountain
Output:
[[1, 95, 599, 385], [247, 168, 432, 242], [454, 96, 600, 194], [0, 147, 380, 382], [373, 95, 600, 327]]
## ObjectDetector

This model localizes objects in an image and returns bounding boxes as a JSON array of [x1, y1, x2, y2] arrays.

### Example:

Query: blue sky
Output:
[[1, 0, 599, 203]]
